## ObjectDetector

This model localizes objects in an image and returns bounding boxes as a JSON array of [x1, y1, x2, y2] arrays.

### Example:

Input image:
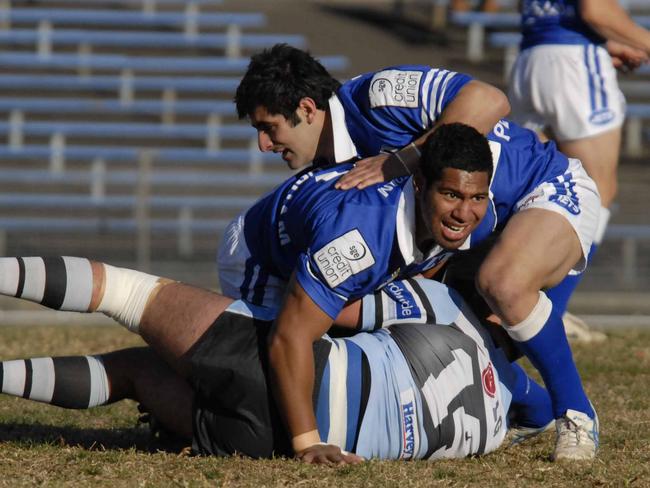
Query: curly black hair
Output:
[[420, 123, 494, 186]]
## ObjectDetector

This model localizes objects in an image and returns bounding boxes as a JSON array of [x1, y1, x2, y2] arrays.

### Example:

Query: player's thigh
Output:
[[102, 347, 194, 439], [558, 127, 621, 206], [481, 208, 583, 292], [139, 283, 234, 374]]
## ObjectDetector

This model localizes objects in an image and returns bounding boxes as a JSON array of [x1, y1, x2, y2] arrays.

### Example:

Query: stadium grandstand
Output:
[[0, 0, 648, 327]]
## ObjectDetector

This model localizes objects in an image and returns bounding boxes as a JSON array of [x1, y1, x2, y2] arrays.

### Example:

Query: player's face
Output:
[[250, 105, 320, 170], [419, 168, 490, 250]]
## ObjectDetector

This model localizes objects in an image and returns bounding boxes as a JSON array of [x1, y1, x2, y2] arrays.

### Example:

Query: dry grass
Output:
[[0, 325, 648, 487]]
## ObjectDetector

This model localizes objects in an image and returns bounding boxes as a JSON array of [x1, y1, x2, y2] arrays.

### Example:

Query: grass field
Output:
[[0, 324, 648, 487]]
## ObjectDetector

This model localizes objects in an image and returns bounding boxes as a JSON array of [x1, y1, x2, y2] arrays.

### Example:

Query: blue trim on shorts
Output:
[[584, 46, 596, 113], [593, 47, 608, 110]]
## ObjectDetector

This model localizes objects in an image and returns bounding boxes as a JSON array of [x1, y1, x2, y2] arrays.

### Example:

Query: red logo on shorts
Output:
[[482, 362, 496, 398]]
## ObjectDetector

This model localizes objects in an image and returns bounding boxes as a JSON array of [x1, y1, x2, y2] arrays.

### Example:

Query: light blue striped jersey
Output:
[[315, 279, 513, 459]]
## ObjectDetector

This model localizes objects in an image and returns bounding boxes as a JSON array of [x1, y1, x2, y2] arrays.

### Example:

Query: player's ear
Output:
[[298, 97, 319, 123]]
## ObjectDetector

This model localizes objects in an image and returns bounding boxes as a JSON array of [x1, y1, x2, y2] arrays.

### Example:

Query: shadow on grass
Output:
[[0, 422, 187, 453]]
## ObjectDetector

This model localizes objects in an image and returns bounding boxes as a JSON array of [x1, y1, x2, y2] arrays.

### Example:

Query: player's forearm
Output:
[[582, 1, 650, 53], [268, 331, 320, 450]]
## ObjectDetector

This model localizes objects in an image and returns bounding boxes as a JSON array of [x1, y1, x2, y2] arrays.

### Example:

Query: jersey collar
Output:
[[395, 177, 421, 265], [329, 94, 359, 163]]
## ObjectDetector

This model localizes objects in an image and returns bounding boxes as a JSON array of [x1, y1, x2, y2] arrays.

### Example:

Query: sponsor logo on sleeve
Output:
[[369, 69, 422, 109], [481, 362, 496, 398], [384, 281, 421, 320], [400, 389, 419, 460], [313, 229, 375, 288]]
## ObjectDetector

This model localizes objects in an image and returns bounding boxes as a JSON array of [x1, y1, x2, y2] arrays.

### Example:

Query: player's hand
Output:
[[296, 443, 365, 465], [335, 153, 407, 190], [607, 40, 648, 72]]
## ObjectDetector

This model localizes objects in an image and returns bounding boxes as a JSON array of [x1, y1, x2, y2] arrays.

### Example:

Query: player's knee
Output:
[[476, 261, 531, 310]]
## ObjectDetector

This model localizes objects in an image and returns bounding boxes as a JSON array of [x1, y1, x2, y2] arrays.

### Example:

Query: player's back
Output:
[[316, 279, 511, 459], [472, 119, 574, 239], [222, 163, 422, 314], [520, 0, 605, 48]]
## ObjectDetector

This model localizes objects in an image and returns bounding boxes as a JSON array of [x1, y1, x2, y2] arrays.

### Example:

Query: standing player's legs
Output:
[[0, 257, 233, 376], [476, 203, 599, 460], [545, 129, 620, 334], [510, 44, 624, 329], [0, 346, 194, 440]]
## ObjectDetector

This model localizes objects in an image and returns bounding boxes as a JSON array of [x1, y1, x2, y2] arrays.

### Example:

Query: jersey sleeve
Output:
[[364, 66, 473, 133], [294, 200, 398, 320]]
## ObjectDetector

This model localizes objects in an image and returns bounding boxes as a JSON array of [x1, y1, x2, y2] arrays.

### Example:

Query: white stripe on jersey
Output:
[[436, 71, 456, 120], [428, 69, 446, 122], [326, 339, 349, 447], [395, 177, 418, 265], [420, 348, 476, 458], [486, 138, 502, 228], [420, 70, 435, 129]]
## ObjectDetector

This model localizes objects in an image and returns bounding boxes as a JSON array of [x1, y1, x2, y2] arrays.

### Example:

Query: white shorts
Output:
[[516, 158, 601, 273], [217, 213, 287, 311], [509, 44, 626, 141]]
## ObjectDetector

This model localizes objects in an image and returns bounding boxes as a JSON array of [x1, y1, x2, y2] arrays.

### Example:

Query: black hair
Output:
[[235, 44, 341, 125], [420, 123, 493, 187]]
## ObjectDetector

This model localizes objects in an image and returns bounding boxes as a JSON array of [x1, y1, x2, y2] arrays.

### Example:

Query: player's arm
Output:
[[336, 80, 509, 189], [581, 0, 650, 54], [267, 274, 363, 465], [606, 40, 648, 71]]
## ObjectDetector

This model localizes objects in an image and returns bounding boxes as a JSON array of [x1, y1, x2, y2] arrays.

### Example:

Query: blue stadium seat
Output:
[[0, 145, 283, 167], [0, 73, 240, 94], [0, 168, 287, 187], [0, 8, 265, 29], [0, 28, 306, 53], [0, 96, 237, 116], [0, 193, 257, 210], [0, 51, 349, 74], [0, 120, 255, 141]]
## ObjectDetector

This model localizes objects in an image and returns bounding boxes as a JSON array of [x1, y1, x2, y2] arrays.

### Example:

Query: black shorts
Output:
[[188, 309, 330, 458]]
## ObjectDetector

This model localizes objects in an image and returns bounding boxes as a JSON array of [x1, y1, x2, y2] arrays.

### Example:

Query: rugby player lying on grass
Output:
[[0, 257, 553, 462]]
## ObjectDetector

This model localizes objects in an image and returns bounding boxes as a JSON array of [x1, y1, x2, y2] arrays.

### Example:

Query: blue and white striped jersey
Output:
[[315, 278, 513, 459], [334, 65, 472, 158], [241, 164, 450, 319], [520, 0, 605, 49]]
